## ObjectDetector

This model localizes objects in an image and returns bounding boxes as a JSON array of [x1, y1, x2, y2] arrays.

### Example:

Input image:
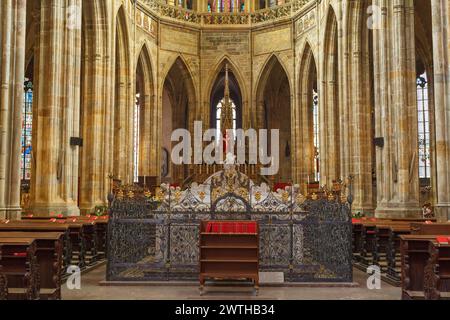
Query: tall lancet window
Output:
[[21, 79, 33, 181], [133, 93, 141, 183], [313, 89, 320, 181], [216, 99, 237, 139], [417, 72, 431, 179]]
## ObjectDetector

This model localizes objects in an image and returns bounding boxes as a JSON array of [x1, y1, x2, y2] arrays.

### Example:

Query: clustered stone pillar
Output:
[[78, 0, 115, 214], [320, 8, 340, 189], [0, 0, 27, 220], [431, 0, 450, 221], [374, 0, 421, 218], [346, 0, 375, 213], [29, 0, 82, 216]]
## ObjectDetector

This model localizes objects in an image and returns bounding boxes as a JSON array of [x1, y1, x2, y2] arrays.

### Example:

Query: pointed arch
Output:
[[255, 54, 292, 130], [320, 5, 340, 185], [161, 55, 197, 111], [161, 56, 197, 184], [204, 56, 248, 128], [295, 41, 318, 184], [255, 54, 292, 181], [205, 55, 247, 103], [414, 0, 436, 207], [113, 5, 133, 182], [255, 53, 293, 101], [135, 44, 156, 179], [207, 57, 244, 133]]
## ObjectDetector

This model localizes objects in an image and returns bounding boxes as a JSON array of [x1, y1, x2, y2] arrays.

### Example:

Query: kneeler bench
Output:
[[0, 232, 64, 300], [0, 238, 39, 300], [400, 235, 450, 300]]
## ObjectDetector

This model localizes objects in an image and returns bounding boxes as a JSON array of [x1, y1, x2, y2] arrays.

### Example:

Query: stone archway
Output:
[[296, 42, 318, 185], [255, 55, 292, 182], [161, 57, 197, 185]]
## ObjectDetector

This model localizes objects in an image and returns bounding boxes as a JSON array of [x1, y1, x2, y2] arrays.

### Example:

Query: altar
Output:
[[106, 165, 353, 283]]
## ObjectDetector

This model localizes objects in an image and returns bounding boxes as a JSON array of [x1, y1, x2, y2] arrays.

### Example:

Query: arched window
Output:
[[313, 89, 320, 181], [21, 79, 33, 182], [417, 72, 430, 180], [216, 98, 237, 139], [133, 93, 141, 183]]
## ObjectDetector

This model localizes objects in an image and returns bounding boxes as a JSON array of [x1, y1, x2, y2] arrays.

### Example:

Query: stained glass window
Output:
[[21, 79, 33, 181], [216, 98, 237, 140], [417, 72, 430, 179], [313, 89, 320, 182], [133, 93, 141, 183]]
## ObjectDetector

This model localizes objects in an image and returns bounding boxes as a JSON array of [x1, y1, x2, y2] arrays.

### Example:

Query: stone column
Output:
[[79, 0, 114, 213], [431, 0, 450, 221], [338, 1, 351, 182], [347, 0, 375, 213], [0, 0, 27, 220], [375, 0, 420, 218], [319, 4, 343, 188], [29, 0, 82, 216], [139, 85, 155, 177]]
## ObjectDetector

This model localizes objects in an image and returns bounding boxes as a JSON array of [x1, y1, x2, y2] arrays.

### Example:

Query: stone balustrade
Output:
[[139, 0, 311, 26]]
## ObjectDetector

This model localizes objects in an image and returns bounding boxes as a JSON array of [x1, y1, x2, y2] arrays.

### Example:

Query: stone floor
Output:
[[61, 265, 401, 300]]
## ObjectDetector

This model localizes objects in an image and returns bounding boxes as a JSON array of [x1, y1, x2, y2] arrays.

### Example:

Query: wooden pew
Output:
[[353, 218, 436, 269], [411, 223, 450, 235], [0, 238, 39, 300], [23, 215, 109, 260], [400, 235, 436, 299], [0, 223, 71, 269], [400, 234, 450, 300], [424, 240, 450, 300], [2, 220, 86, 268], [374, 224, 410, 271], [354, 220, 411, 269], [385, 225, 412, 284], [0, 232, 63, 300], [0, 265, 6, 300], [89, 217, 108, 259], [352, 221, 364, 263]]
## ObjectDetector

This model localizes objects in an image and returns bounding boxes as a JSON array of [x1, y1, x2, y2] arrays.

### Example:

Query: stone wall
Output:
[[1, 0, 449, 221]]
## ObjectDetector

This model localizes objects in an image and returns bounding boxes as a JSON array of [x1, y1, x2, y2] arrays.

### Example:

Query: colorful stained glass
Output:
[[313, 89, 320, 182], [417, 72, 431, 179], [21, 80, 33, 181]]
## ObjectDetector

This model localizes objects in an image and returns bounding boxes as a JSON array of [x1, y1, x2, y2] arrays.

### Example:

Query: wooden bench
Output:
[[385, 225, 412, 284], [411, 223, 450, 235], [0, 232, 64, 300], [0, 264, 6, 300], [23, 216, 109, 260], [354, 220, 411, 269], [400, 234, 450, 300], [0, 223, 71, 269], [352, 221, 363, 262], [0, 238, 39, 300], [424, 240, 450, 300], [4, 220, 86, 268]]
